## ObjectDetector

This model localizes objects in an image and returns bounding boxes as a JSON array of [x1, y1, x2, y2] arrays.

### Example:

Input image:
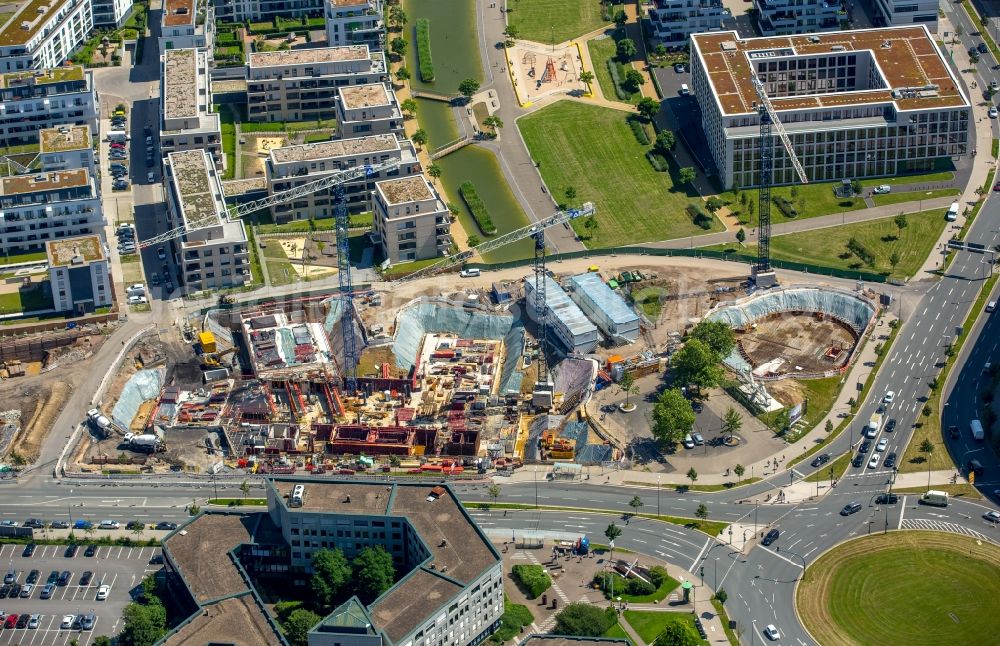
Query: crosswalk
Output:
[[901, 518, 995, 541], [516, 550, 573, 635]]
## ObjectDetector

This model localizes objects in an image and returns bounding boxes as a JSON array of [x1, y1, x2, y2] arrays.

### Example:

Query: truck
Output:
[[107, 130, 130, 143], [865, 413, 883, 438], [86, 409, 112, 435], [123, 433, 164, 453], [920, 490, 949, 507], [971, 419, 985, 441]]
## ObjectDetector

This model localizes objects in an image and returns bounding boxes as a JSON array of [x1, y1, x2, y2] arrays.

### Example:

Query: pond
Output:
[[414, 97, 459, 151], [403, 0, 483, 94]]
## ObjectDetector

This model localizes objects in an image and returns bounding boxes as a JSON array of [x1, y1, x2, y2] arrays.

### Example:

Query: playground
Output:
[[508, 40, 587, 103]]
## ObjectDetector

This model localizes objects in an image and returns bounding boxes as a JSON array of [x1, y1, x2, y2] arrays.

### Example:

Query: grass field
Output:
[[507, 0, 609, 43], [603, 623, 630, 640], [587, 36, 640, 104], [622, 611, 705, 645], [871, 188, 959, 208], [893, 483, 982, 499], [519, 101, 720, 247], [261, 239, 298, 286], [0, 283, 53, 315], [0, 250, 47, 266], [797, 532, 1000, 646]]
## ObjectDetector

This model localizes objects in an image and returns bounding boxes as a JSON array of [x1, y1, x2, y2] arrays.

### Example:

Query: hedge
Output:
[[511, 564, 551, 599], [646, 151, 668, 172], [686, 204, 713, 230], [459, 181, 497, 235], [606, 59, 630, 101], [416, 19, 435, 82], [773, 194, 798, 218], [627, 117, 650, 145]]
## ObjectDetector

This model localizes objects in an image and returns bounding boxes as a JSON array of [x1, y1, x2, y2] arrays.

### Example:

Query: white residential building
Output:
[[372, 175, 450, 264], [0, 0, 93, 72], [336, 82, 402, 138], [0, 169, 103, 257], [38, 124, 96, 176], [648, 0, 724, 44], [213, 0, 323, 22], [159, 0, 214, 51], [160, 48, 223, 170], [690, 26, 970, 189], [325, 0, 383, 50], [247, 45, 386, 123], [753, 0, 842, 35], [91, 0, 134, 27], [870, 0, 938, 32], [46, 234, 112, 314], [266, 134, 421, 222], [164, 149, 250, 294], [0, 66, 98, 148]]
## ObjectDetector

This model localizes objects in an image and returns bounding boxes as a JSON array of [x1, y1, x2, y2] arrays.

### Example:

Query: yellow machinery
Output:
[[201, 347, 236, 369], [198, 331, 217, 354]]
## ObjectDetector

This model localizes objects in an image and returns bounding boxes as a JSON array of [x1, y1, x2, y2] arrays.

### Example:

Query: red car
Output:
[[4, 614, 18, 629], [993, 182, 1000, 192]]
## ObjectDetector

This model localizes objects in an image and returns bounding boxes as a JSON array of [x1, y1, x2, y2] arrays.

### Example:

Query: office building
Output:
[[158, 480, 502, 646], [46, 234, 112, 314], [325, 0, 383, 50], [0, 66, 98, 148], [160, 48, 223, 170], [690, 26, 970, 189], [266, 134, 421, 222], [336, 82, 403, 138], [38, 124, 96, 176], [0, 0, 93, 72], [159, 0, 214, 52], [525, 275, 600, 354], [213, 0, 323, 22], [247, 45, 386, 123], [753, 0, 842, 36], [0, 169, 103, 257], [163, 149, 249, 293], [870, 0, 938, 32], [372, 175, 450, 264], [91, 0, 134, 27], [647, 0, 724, 44]]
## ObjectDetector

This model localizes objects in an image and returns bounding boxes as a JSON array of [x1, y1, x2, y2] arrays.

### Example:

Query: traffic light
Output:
[[699, 566, 704, 578]]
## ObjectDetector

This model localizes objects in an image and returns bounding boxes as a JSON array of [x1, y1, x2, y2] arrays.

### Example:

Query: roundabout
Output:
[[796, 531, 1000, 646]]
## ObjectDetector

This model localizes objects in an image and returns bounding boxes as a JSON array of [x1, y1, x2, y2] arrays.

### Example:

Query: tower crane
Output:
[[750, 74, 808, 288]]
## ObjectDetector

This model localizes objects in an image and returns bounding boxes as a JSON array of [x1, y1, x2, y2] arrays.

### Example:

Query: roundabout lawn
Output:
[[796, 531, 1000, 646]]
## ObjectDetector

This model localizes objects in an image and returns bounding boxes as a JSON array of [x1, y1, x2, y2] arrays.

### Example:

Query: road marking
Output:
[[689, 537, 711, 572], [758, 547, 804, 568]]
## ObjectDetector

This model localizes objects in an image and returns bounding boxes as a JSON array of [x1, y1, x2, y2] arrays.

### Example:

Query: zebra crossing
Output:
[[514, 550, 573, 635], [901, 518, 994, 541]]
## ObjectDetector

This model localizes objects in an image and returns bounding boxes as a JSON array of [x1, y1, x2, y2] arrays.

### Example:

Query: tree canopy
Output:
[[353, 546, 396, 603], [689, 319, 735, 357], [671, 338, 724, 391], [311, 548, 351, 612], [651, 388, 695, 446], [284, 609, 322, 646], [553, 603, 617, 637], [655, 621, 702, 646]]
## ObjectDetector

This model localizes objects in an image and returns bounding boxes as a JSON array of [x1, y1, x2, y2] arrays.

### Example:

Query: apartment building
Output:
[[213, 0, 323, 22], [336, 82, 402, 138], [690, 26, 970, 189], [870, 0, 938, 32], [372, 175, 449, 264], [164, 149, 249, 294], [0, 66, 98, 148], [0, 0, 93, 72], [325, 0, 383, 50], [247, 45, 386, 122], [0, 169, 103, 257], [91, 0, 134, 27], [160, 48, 223, 170], [46, 234, 112, 314], [647, 0, 724, 44], [159, 0, 214, 51], [266, 134, 420, 222], [753, 0, 842, 35], [38, 124, 96, 176]]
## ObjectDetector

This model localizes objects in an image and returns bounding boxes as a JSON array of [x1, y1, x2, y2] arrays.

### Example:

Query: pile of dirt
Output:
[[9, 381, 73, 462]]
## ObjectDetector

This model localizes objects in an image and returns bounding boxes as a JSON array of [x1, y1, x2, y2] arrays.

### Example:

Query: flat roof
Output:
[[528, 275, 599, 338], [39, 124, 90, 153], [273, 480, 393, 514], [163, 48, 199, 120], [568, 272, 639, 327], [165, 595, 282, 646], [46, 234, 104, 267], [271, 133, 398, 165], [376, 176, 433, 205], [692, 26, 968, 116], [250, 44, 370, 68], [339, 83, 390, 110], [520, 638, 632, 646], [330, 0, 372, 6], [0, 66, 85, 87], [169, 149, 223, 229], [163, 514, 254, 603], [0, 0, 70, 47], [369, 570, 462, 644], [163, 0, 195, 27], [1, 169, 88, 195]]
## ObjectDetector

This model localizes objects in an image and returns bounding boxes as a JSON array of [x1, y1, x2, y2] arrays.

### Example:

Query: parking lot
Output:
[[0, 543, 162, 645]]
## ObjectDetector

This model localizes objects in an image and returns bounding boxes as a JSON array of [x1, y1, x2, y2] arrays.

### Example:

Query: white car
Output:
[[157, 247, 166, 260], [873, 184, 891, 194], [61, 615, 75, 629], [868, 452, 881, 469], [127, 283, 144, 293], [876, 438, 888, 452], [883, 391, 895, 404], [127, 295, 148, 305], [984, 511, 1000, 523], [991, 107, 999, 119], [96, 585, 110, 600], [764, 624, 781, 641], [27, 614, 39, 629], [98, 519, 120, 529]]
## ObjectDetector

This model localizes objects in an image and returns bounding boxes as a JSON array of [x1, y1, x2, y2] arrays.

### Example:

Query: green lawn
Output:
[[623, 611, 705, 645], [0, 12, 15, 29], [587, 36, 639, 104], [0, 283, 53, 315], [871, 188, 959, 208], [520, 101, 720, 247], [603, 623, 630, 640], [260, 239, 298, 286], [0, 250, 47, 266], [507, 0, 609, 43], [597, 571, 680, 603], [218, 106, 237, 181], [783, 376, 843, 442]]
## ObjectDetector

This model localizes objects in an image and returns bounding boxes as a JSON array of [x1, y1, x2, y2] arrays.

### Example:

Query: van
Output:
[[459, 268, 480, 278], [971, 418, 985, 441], [290, 484, 304, 507], [107, 130, 129, 143], [946, 202, 961, 221], [679, 83, 690, 95], [920, 490, 949, 507], [968, 458, 984, 477]]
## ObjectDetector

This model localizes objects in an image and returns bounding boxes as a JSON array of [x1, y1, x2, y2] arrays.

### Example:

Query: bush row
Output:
[[606, 59, 630, 101], [459, 181, 497, 235], [627, 117, 650, 145], [686, 204, 713, 230], [416, 19, 435, 82], [847, 237, 875, 266], [511, 564, 551, 599], [646, 150, 668, 172], [773, 195, 798, 218]]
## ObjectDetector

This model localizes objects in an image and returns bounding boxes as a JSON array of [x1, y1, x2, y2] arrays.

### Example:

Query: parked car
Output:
[[84, 544, 97, 557], [27, 615, 39, 629], [147, 171, 156, 183], [19, 584, 32, 598], [872, 184, 891, 194], [50, 521, 69, 529], [0, 520, 18, 528], [810, 453, 831, 468], [984, 511, 1000, 523], [990, 107, 998, 119], [155, 522, 177, 531], [23, 519, 44, 529], [96, 584, 110, 600], [60, 615, 74, 629], [25, 570, 38, 585], [691, 432, 705, 445], [80, 571, 93, 586], [3, 571, 15, 585], [57, 571, 71, 586], [674, 62, 686, 73], [128, 295, 148, 305], [40, 583, 54, 599], [15, 614, 28, 629], [761, 529, 780, 546], [157, 247, 166, 260], [64, 543, 78, 557], [4, 614, 17, 629], [81, 613, 95, 630], [21, 544, 34, 557], [46, 571, 59, 585], [852, 453, 864, 468]]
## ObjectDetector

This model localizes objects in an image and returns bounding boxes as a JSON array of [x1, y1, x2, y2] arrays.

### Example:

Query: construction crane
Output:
[[334, 180, 361, 397], [750, 74, 808, 288], [138, 159, 401, 249]]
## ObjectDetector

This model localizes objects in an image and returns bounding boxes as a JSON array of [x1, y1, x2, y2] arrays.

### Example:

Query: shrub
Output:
[[606, 59, 630, 101], [415, 19, 435, 82], [459, 181, 497, 235], [646, 151, 668, 172], [846, 237, 875, 266], [491, 602, 533, 643], [773, 195, 798, 218], [705, 197, 724, 211], [686, 204, 713, 230], [649, 566, 669, 588], [627, 117, 650, 145], [512, 564, 551, 599], [626, 577, 655, 595]]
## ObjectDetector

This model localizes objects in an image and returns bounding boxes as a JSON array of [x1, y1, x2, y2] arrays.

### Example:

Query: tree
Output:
[[629, 495, 644, 515], [400, 98, 418, 116], [428, 163, 442, 184], [487, 483, 502, 506], [240, 479, 250, 500], [468, 234, 481, 247], [389, 6, 407, 28], [311, 548, 351, 611], [553, 603, 617, 637], [483, 115, 504, 131], [131, 523, 144, 542], [284, 609, 322, 646], [894, 213, 908, 231], [188, 500, 201, 516], [655, 621, 701, 646], [458, 78, 481, 98], [616, 38, 636, 61], [411, 128, 428, 147], [889, 250, 901, 273], [618, 371, 636, 408], [390, 36, 407, 58], [119, 602, 167, 646], [613, 9, 628, 31], [690, 319, 735, 357], [636, 96, 659, 121], [695, 503, 708, 521], [722, 406, 742, 441], [93, 637, 113, 646], [678, 166, 697, 187], [656, 129, 676, 152], [733, 463, 745, 483], [651, 388, 696, 447], [825, 419, 834, 433], [503, 25, 519, 44], [686, 467, 698, 485], [736, 227, 746, 243], [580, 70, 595, 85], [352, 546, 395, 603], [604, 522, 623, 565], [920, 439, 935, 488], [395, 67, 411, 82], [584, 216, 599, 238], [623, 68, 645, 91], [565, 186, 577, 204], [671, 338, 723, 392]]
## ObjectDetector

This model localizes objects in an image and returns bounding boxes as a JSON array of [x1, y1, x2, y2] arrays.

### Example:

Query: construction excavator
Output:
[[201, 347, 238, 369]]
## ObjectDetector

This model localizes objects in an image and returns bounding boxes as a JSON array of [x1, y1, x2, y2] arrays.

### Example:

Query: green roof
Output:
[[0, 0, 71, 47], [1, 66, 85, 87]]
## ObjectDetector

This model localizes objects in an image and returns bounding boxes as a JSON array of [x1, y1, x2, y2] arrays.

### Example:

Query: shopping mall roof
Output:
[[691, 26, 969, 116]]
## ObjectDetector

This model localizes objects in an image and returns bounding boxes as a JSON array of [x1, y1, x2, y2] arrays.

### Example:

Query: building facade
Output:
[[753, 0, 842, 36], [247, 45, 386, 123], [525, 275, 600, 355], [164, 149, 249, 294], [870, 0, 938, 32], [372, 175, 449, 264], [0, 169, 103, 256], [690, 27, 970, 189], [325, 0, 383, 50], [0, 66, 98, 148], [566, 272, 640, 342], [38, 124, 96, 176], [336, 82, 403, 138], [0, 0, 93, 72], [159, 0, 214, 51], [46, 234, 112, 313], [91, 0, 134, 27], [213, 0, 323, 22], [266, 134, 421, 222], [647, 0, 724, 44], [160, 48, 223, 170]]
